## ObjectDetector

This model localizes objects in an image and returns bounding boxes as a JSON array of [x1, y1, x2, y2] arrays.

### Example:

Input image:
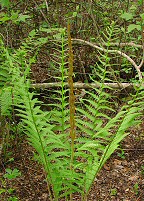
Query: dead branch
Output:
[[31, 82, 144, 89], [72, 38, 143, 80], [72, 41, 143, 48], [96, 42, 143, 49]]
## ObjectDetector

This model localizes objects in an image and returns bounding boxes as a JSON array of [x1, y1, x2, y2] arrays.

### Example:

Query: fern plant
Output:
[[71, 24, 143, 199], [0, 24, 143, 201]]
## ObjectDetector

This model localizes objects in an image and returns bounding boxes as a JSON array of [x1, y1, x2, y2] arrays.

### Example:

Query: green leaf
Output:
[[0, 16, 10, 24], [120, 12, 133, 21], [73, 11, 77, 17], [7, 188, 15, 193], [0, 188, 6, 194], [10, 11, 19, 21], [0, 0, 10, 8], [138, 0, 143, 5], [17, 14, 30, 22], [127, 24, 141, 33], [4, 168, 21, 179], [8, 196, 18, 201], [29, 30, 36, 37], [140, 13, 144, 20]]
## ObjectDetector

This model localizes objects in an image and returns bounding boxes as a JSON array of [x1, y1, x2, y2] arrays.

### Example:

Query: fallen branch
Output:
[[72, 38, 143, 80], [31, 82, 143, 89], [72, 41, 143, 49], [96, 42, 142, 49]]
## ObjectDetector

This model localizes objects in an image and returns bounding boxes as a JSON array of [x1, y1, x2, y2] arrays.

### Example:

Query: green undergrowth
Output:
[[0, 24, 144, 201]]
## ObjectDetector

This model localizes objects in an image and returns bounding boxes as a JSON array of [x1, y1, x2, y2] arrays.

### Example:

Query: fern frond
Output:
[[0, 87, 12, 116], [1, 21, 143, 201], [0, 39, 11, 89]]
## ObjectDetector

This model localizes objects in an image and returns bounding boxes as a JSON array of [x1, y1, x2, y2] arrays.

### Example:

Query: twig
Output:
[[44, 0, 49, 12]]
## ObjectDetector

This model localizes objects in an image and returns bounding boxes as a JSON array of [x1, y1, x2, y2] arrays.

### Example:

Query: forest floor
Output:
[[1, 1, 144, 200], [0, 122, 144, 201]]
